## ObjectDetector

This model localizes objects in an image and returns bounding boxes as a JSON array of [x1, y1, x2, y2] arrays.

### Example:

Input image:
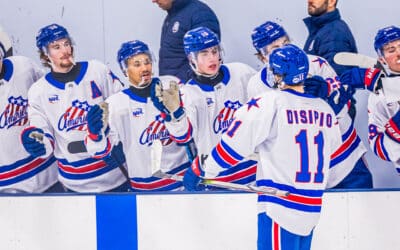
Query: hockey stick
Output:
[[333, 52, 378, 69], [334, 52, 400, 103], [153, 170, 289, 197]]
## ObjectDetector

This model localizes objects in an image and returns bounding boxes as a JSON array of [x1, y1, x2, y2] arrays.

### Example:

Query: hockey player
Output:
[[21, 23, 128, 192], [85, 40, 190, 191], [183, 44, 346, 250], [249, 21, 372, 188], [0, 41, 59, 193], [340, 25, 400, 177], [151, 26, 257, 188]]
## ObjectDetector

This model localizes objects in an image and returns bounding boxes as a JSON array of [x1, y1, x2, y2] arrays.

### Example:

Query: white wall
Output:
[[0, 0, 399, 187], [0, 191, 399, 250]]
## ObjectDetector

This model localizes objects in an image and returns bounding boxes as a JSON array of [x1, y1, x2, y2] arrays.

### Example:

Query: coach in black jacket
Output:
[[153, 0, 220, 83]]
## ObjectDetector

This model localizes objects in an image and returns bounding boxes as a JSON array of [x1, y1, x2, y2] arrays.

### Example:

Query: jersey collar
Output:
[[188, 64, 230, 92], [45, 61, 88, 89]]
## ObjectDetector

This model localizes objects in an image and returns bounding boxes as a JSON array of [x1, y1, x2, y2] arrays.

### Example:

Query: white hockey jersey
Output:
[[27, 60, 125, 192], [0, 56, 58, 193], [368, 77, 400, 174], [86, 80, 190, 191], [165, 63, 258, 184], [247, 54, 367, 187], [201, 89, 343, 235]]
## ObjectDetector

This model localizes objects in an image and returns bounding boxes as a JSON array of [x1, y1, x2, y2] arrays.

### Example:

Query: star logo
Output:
[[246, 97, 261, 111], [312, 57, 327, 68]]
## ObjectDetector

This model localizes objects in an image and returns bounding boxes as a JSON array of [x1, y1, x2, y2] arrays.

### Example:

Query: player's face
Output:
[[126, 53, 153, 87], [46, 38, 74, 73], [152, 0, 173, 10], [381, 39, 400, 73], [264, 36, 290, 62], [194, 46, 221, 76], [307, 0, 335, 16]]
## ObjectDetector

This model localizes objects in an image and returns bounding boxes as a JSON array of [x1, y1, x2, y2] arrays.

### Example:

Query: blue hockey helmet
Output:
[[269, 44, 309, 85], [117, 40, 153, 72], [374, 25, 400, 55], [251, 21, 287, 54], [183, 27, 220, 55], [36, 23, 71, 51]]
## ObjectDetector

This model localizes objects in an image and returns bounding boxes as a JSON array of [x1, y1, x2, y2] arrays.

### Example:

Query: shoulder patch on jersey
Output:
[[90, 81, 102, 99], [312, 57, 327, 67]]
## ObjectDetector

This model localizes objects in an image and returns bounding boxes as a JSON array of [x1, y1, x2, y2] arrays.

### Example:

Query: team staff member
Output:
[[153, 0, 220, 82]]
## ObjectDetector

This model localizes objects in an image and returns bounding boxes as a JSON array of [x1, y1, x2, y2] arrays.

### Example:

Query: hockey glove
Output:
[[340, 67, 384, 93], [183, 156, 205, 191], [150, 76, 185, 122], [385, 110, 400, 143], [327, 86, 354, 115], [102, 141, 126, 168], [304, 75, 330, 99], [21, 127, 46, 157], [87, 103, 108, 142]]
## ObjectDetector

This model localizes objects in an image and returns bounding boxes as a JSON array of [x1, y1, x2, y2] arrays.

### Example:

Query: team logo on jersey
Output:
[[172, 21, 180, 33], [58, 100, 90, 132], [206, 97, 214, 106], [0, 96, 28, 129], [139, 115, 172, 146], [213, 100, 242, 134], [48, 94, 60, 103], [132, 108, 144, 117]]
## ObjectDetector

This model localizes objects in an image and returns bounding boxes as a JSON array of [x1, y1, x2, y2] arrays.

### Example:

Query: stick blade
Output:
[[334, 52, 377, 68]]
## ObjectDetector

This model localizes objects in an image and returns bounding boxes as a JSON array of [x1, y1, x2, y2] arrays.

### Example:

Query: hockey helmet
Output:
[[36, 23, 71, 51], [269, 44, 309, 85], [374, 25, 400, 55], [117, 40, 153, 72], [183, 27, 220, 55], [251, 21, 287, 53]]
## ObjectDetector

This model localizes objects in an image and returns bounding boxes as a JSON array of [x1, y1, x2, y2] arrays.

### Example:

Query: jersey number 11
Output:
[[295, 130, 324, 184]]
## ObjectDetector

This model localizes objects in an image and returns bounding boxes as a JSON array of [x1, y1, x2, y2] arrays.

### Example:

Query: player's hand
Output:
[[304, 75, 330, 99], [385, 110, 400, 143], [150, 76, 185, 122], [327, 86, 354, 115], [340, 67, 384, 93], [183, 156, 205, 191], [87, 104, 107, 141], [21, 127, 46, 157], [102, 141, 126, 169]]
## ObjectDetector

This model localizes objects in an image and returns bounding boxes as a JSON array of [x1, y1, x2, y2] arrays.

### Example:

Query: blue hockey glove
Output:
[[150, 76, 185, 122], [183, 156, 205, 191], [87, 104, 104, 141], [385, 110, 400, 143], [103, 141, 126, 168], [340, 67, 383, 93], [21, 127, 46, 157], [327, 86, 354, 115], [304, 75, 330, 99]]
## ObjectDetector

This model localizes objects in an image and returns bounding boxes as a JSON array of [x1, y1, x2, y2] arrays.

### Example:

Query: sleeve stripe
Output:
[[374, 133, 390, 161]]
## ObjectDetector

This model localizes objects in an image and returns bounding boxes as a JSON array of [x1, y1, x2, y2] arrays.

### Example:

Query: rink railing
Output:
[[0, 188, 399, 250]]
